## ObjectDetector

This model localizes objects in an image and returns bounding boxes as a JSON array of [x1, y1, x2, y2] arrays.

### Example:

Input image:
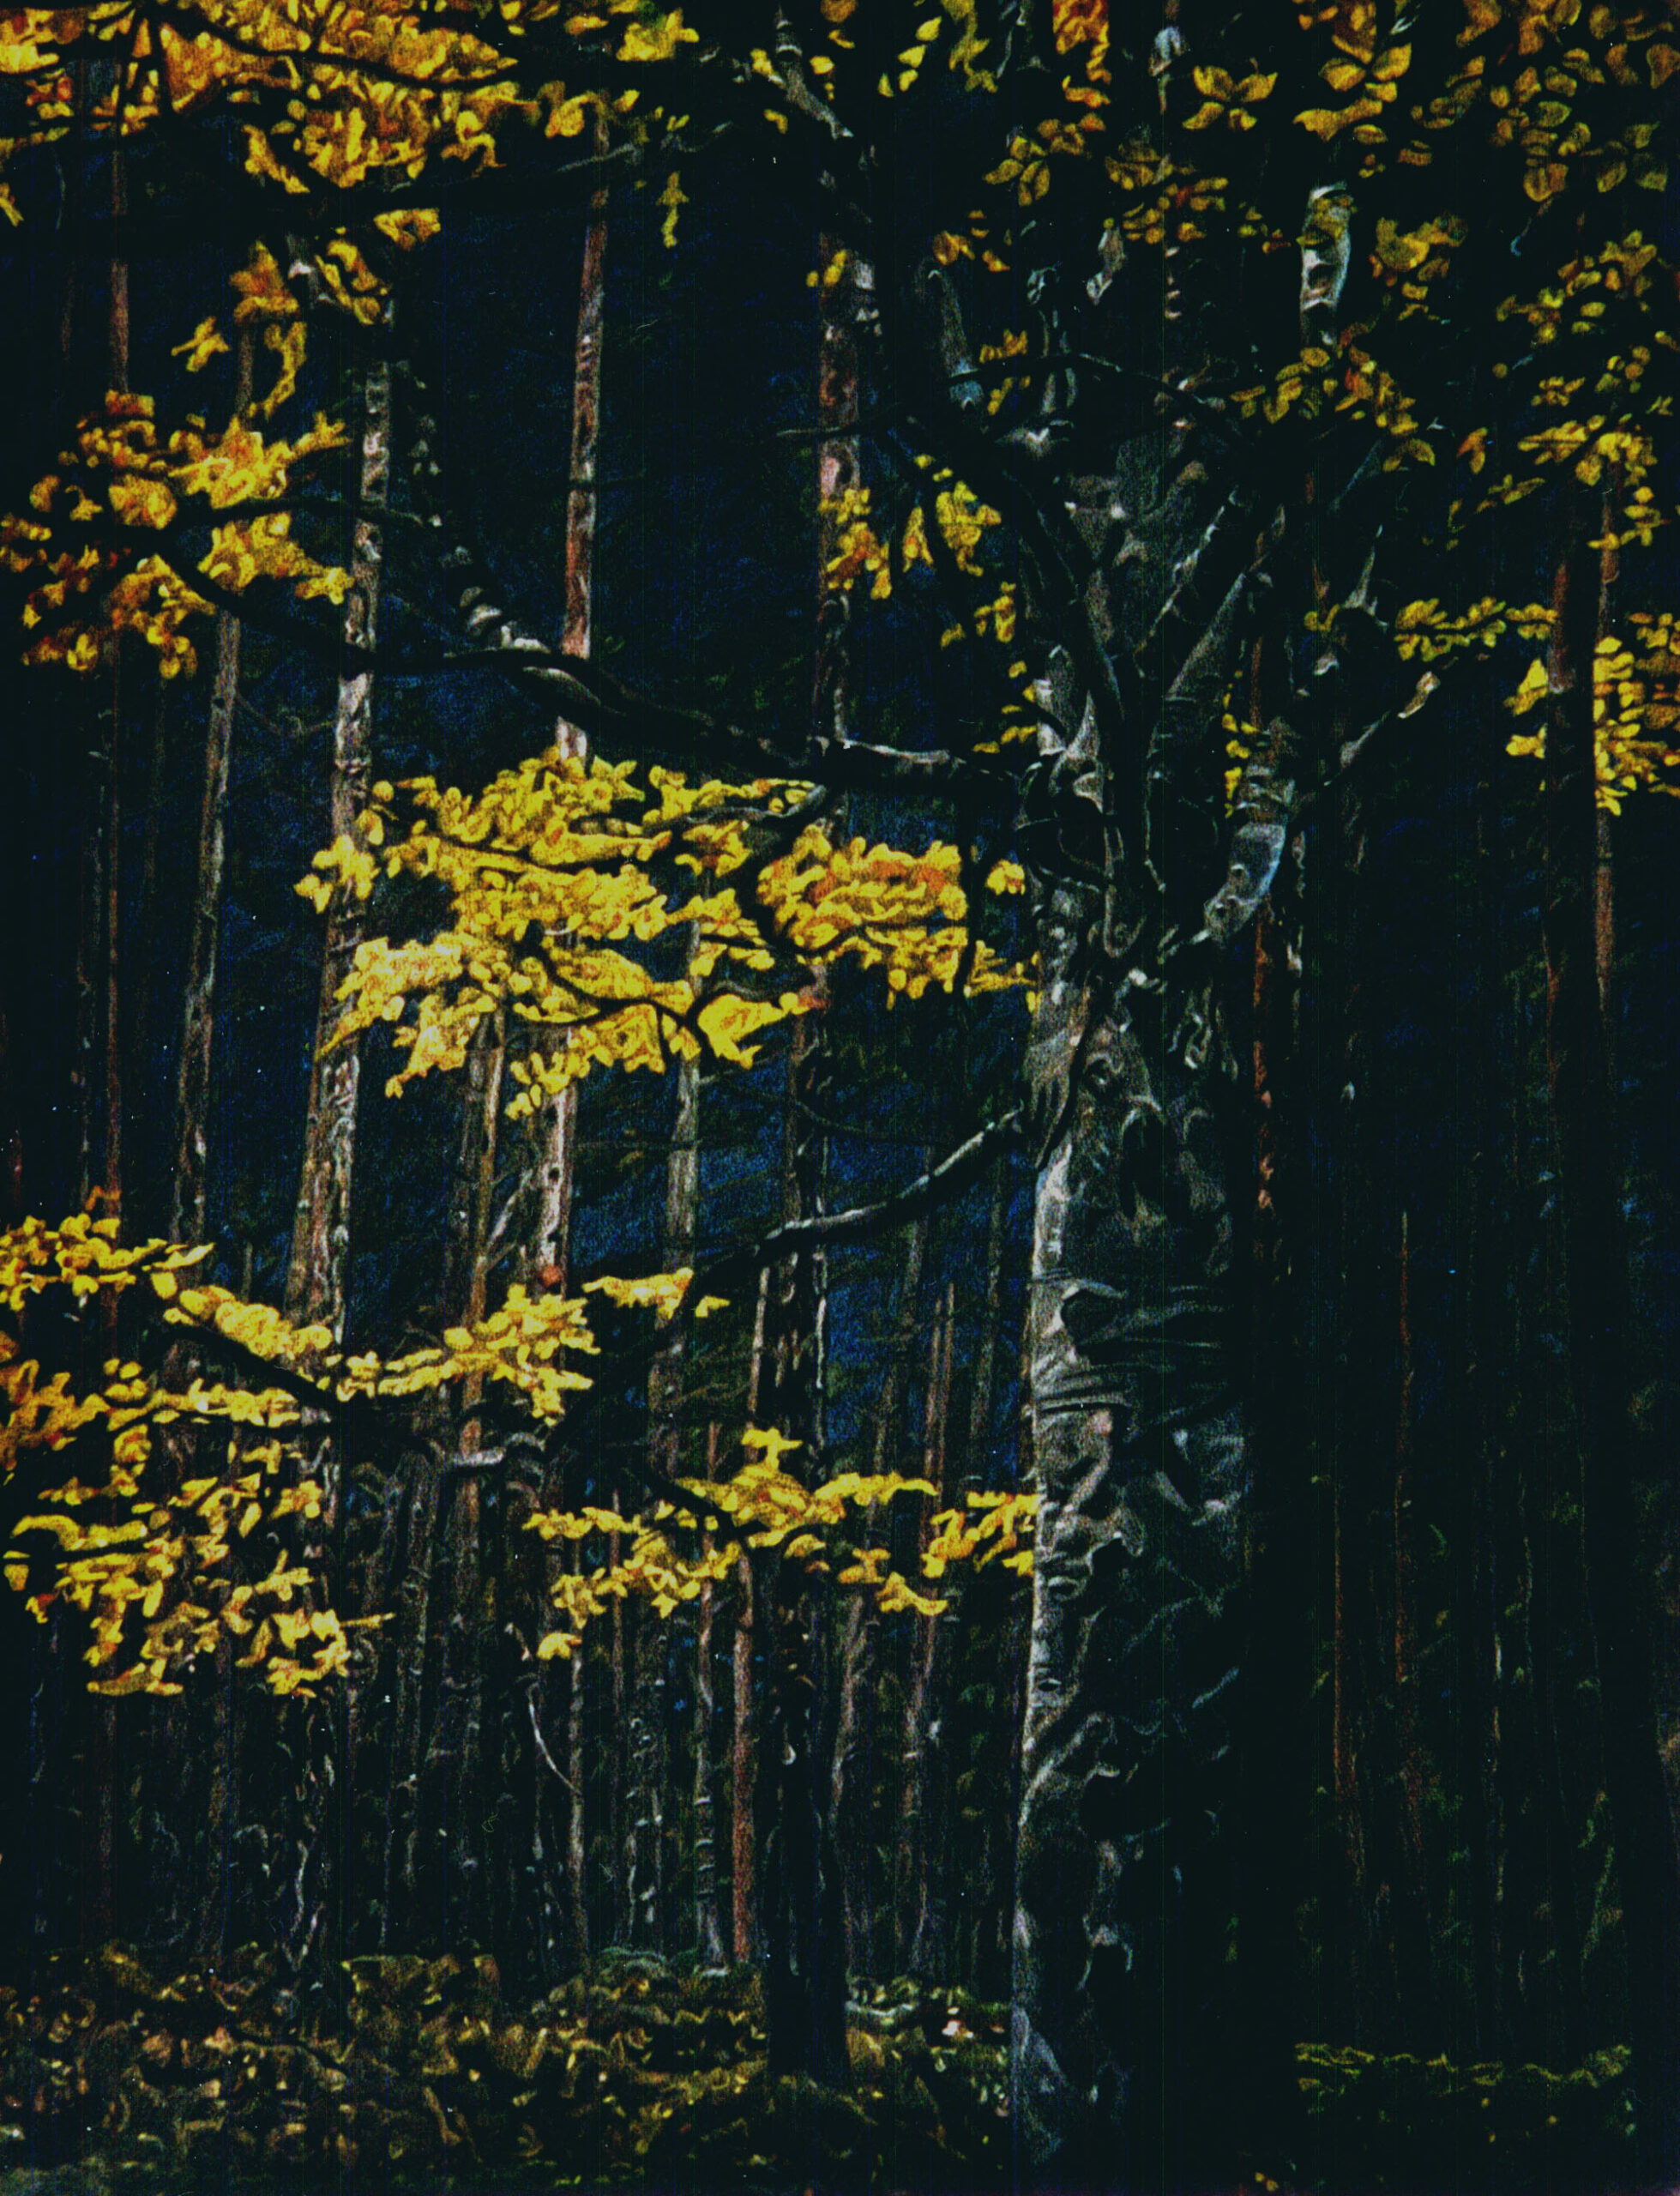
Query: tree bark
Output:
[[626, 994, 700, 1953], [286, 347, 388, 1341], [694, 1427, 726, 1966], [1543, 497, 1680, 2185], [171, 330, 255, 1250], [756, 1016, 848, 2083], [731, 1547, 756, 1965], [903, 1282, 955, 1980], [1237, 890, 1312, 2151], [565, 1531, 590, 1969], [830, 1198, 929, 1982], [1012, 629, 1246, 2186]]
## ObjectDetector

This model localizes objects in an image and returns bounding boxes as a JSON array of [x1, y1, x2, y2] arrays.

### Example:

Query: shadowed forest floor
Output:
[[0, 1945, 1639, 2195]]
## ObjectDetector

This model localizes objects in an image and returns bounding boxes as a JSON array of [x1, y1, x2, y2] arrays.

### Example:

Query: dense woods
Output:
[[0, 1, 1677, 2190]]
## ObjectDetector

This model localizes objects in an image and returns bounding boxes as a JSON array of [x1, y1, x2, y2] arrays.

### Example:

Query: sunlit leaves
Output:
[[1394, 597, 1554, 662], [1369, 214, 1466, 316], [1183, 65, 1276, 130], [297, 753, 1031, 1102], [1295, 40, 1409, 140], [0, 1211, 712, 1694], [1504, 621, 1680, 810], [527, 1429, 1034, 1656], [171, 317, 232, 374], [0, 1212, 210, 1323], [2, 253, 349, 675]]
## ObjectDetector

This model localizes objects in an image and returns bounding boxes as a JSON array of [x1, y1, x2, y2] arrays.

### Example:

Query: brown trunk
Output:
[[1543, 498, 1680, 2184], [108, 151, 129, 395]]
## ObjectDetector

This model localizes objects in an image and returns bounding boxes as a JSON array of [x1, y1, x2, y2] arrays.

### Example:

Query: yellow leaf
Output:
[[1508, 657, 1551, 715], [171, 318, 231, 374], [107, 477, 178, 532], [89, 1667, 151, 1697]]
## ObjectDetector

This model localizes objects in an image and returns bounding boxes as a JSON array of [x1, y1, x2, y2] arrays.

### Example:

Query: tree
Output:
[[3, 0, 1680, 2183]]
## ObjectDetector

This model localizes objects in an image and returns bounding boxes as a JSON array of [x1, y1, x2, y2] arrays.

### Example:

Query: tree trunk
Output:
[[1237, 890, 1312, 2152], [624, 1606, 667, 1952], [963, 1157, 1015, 1997], [756, 1017, 848, 2084], [830, 1198, 929, 1982], [286, 347, 388, 1342], [565, 1530, 590, 1969], [1012, 636, 1246, 2185], [694, 1427, 726, 1966], [731, 1547, 756, 1965], [626, 1002, 700, 1954], [171, 329, 255, 1250], [902, 1282, 955, 1981], [1543, 497, 1680, 2185]]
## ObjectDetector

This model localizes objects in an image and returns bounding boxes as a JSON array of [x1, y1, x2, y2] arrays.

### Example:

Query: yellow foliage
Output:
[[1504, 618, 1680, 811], [3, 250, 350, 674], [524, 1427, 1032, 1653], [0, 1214, 701, 1694], [295, 754, 1031, 1104]]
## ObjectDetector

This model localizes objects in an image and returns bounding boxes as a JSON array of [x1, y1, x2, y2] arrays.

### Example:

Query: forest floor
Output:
[[0, 1945, 1637, 2195]]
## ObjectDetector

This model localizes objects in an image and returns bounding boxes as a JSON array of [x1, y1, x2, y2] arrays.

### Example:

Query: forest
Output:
[[0, 0, 1675, 2191]]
